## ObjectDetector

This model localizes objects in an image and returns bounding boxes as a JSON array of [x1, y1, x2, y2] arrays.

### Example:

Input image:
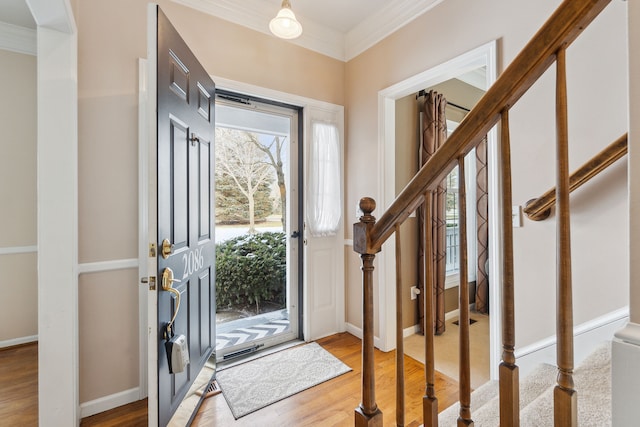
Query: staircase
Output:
[[438, 343, 611, 426], [351, 0, 622, 425]]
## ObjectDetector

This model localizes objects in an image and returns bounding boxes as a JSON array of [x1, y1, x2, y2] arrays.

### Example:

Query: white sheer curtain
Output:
[[308, 122, 341, 236]]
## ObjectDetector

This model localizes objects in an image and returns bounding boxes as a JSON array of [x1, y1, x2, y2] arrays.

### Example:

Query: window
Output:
[[444, 120, 477, 287], [308, 122, 341, 236], [445, 166, 460, 275]]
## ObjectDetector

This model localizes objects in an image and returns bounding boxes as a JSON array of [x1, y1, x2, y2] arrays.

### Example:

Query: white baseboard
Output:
[[445, 309, 460, 321], [403, 324, 420, 338], [346, 322, 421, 349], [80, 387, 140, 418], [0, 335, 37, 348], [345, 322, 385, 350], [515, 307, 629, 377], [401, 308, 475, 337], [391, 310, 477, 340]]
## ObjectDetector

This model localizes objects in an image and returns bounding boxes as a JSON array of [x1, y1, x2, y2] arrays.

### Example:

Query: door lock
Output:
[[162, 267, 189, 374], [141, 276, 156, 290], [189, 133, 200, 146], [161, 238, 173, 259]]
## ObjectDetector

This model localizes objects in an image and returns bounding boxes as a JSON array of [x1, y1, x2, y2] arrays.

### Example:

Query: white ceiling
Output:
[[268, 0, 388, 33], [171, 0, 445, 60], [0, 0, 390, 33], [0, 0, 446, 60]]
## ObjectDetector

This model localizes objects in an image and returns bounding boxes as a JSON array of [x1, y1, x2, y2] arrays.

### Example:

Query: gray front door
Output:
[[155, 6, 215, 425]]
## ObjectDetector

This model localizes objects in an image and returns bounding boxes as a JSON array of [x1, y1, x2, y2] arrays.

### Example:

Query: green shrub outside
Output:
[[215, 231, 286, 313]]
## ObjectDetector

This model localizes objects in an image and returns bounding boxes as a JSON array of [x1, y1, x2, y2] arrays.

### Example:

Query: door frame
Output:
[[213, 92, 302, 359], [376, 40, 502, 380], [143, 6, 159, 424], [140, 71, 346, 417], [207, 76, 346, 343], [29, 0, 79, 425]]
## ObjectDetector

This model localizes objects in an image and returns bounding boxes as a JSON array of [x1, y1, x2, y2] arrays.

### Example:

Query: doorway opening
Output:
[[214, 91, 302, 361], [375, 40, 500, 384], [397, 75, 491, 388]]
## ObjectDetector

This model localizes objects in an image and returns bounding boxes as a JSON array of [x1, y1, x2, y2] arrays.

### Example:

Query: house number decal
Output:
[[182, 247, 204, 279]]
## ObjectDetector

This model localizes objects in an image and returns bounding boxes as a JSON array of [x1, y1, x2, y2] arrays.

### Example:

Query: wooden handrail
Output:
[[352, 1, 615, 426], [523, 133, 628, 221], [364, 0, 611, 253]]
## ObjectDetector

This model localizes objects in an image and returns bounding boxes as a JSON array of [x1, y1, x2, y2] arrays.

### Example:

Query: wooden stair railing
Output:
[[352, 0, 614, 426], [524, 133, 628, 221], [554, 47, 577, 426]]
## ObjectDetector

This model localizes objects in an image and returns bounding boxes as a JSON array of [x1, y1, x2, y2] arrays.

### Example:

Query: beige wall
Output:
[[345, 0, 628, 349], [0, 49, 37, 343], [74, 0, 629, 405], [75, 0, 345, 404], [79, 270, 140, 402]]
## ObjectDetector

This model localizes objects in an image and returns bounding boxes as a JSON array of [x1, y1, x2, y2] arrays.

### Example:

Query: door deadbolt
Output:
[[161, 238, 173, 259]]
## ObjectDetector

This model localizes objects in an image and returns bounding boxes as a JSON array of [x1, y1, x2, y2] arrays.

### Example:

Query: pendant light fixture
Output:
[[269, 0, 303, 40]]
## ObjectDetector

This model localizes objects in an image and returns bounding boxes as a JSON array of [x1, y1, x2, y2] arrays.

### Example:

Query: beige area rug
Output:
[[405, 313, 490, 389], [215, 342, 352, 419]]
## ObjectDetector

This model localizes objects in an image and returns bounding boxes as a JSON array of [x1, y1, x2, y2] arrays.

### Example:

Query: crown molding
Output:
[[172, 0, 345, 60], [25, 0, 76, 33], [0, 21, 36, 55], [171, 0, 444, 62], [346, 0, 445, 60]]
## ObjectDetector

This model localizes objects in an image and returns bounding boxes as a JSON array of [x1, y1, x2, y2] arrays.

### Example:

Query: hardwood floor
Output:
[[5, 333, 460, 426], [81, 399, 148, 426], [0, 343, 38, 427], [193, 333, 459, 426]]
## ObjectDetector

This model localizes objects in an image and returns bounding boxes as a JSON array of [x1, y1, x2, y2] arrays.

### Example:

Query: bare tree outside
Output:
[[216, 128, 275, 234], [249, 134, 287, 230]]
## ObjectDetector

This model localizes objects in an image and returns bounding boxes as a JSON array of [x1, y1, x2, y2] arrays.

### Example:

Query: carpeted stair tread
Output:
[[438, 379, 499, 426], [520, 342, 611, 427], [437, 342, 612, 426], [438, 363, 557, 426], [472, 363, 556, 426]]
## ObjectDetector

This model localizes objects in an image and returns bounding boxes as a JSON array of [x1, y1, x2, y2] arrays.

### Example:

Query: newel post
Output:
[[354, 197, 383, 427]]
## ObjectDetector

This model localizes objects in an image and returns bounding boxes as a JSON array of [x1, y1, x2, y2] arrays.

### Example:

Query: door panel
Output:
[[155, 7, 215, 426], [303, 106, 345, 341]]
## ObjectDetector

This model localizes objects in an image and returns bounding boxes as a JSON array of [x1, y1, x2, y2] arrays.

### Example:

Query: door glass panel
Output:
[[214, 96, 300, 360]]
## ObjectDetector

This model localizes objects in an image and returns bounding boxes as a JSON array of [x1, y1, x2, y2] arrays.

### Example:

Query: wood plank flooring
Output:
[[193, 333, 459, 426], [3, 333, 460, 426], [0, 343, 38, 427], [81, 399, 148, 426]]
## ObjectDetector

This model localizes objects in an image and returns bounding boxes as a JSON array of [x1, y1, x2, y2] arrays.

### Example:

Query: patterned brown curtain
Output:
[[475, 137, 490, 313], [417, 90, 448, 335]]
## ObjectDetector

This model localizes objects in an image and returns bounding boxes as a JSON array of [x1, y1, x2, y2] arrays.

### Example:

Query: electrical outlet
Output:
[[410, 286, 420, 300]]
